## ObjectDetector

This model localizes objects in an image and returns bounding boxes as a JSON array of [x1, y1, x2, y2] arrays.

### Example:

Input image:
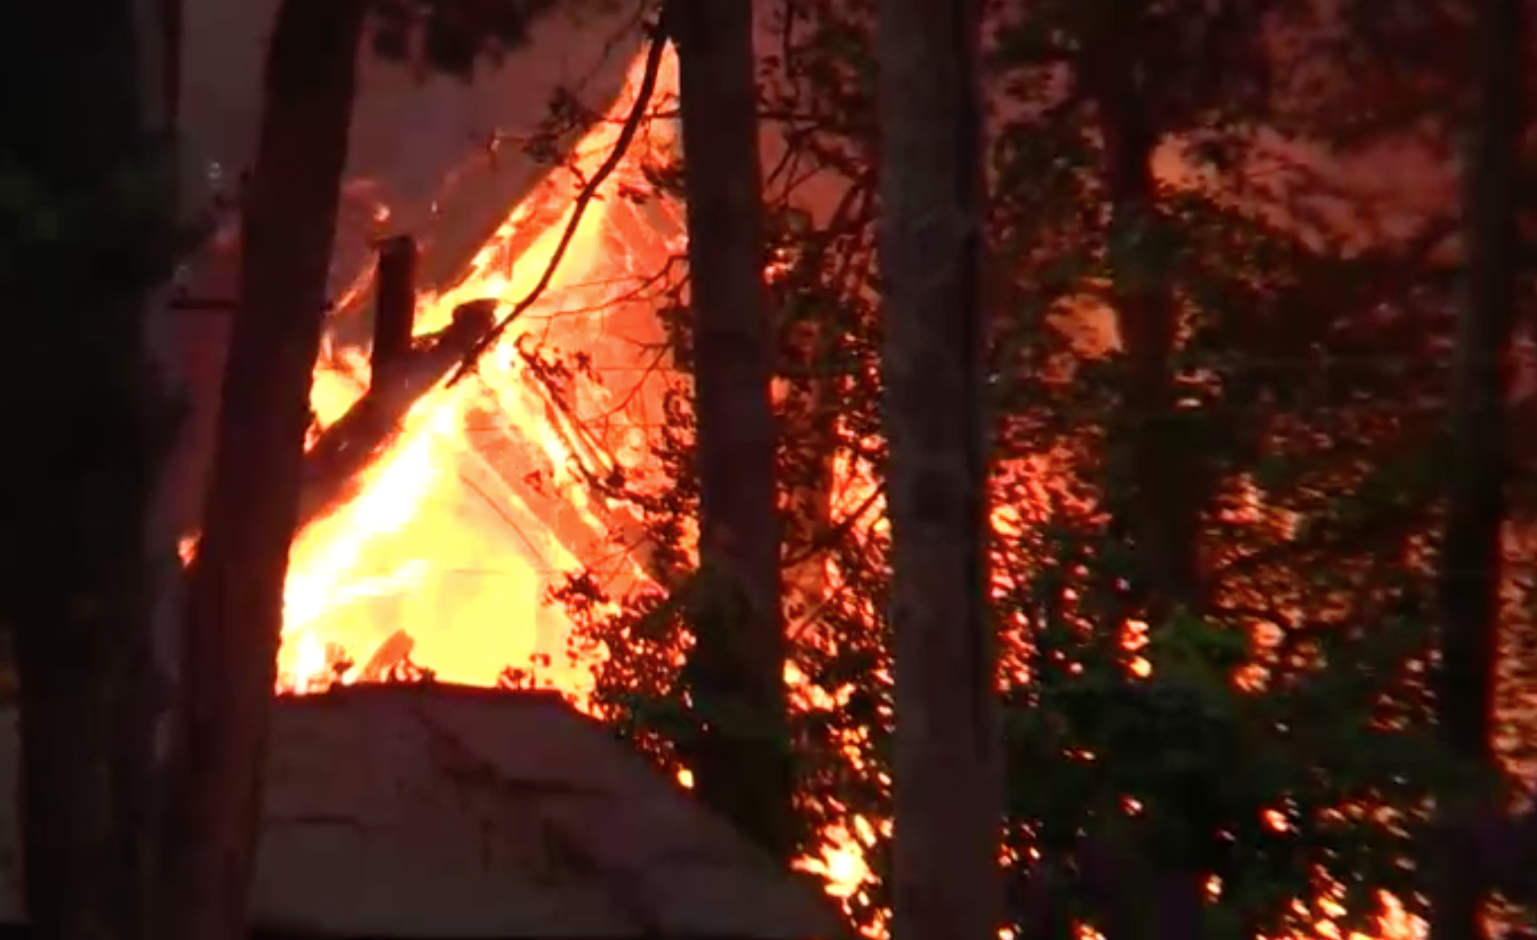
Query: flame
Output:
[[280, 46, 678, 695]]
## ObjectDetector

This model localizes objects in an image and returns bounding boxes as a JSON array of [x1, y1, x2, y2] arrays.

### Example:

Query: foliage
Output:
[[532, 0, 1537, 937]]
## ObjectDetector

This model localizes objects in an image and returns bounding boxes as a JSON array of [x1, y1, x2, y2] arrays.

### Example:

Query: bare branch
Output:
[[446, 22, 669, 386]]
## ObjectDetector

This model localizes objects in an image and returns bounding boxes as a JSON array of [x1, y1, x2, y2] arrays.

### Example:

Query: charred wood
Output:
[[297, 299, 495, 528], [369, 235, 417, 387]]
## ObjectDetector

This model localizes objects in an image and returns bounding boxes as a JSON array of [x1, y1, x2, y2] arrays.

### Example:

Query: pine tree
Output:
[[666, 0, 796, 861]]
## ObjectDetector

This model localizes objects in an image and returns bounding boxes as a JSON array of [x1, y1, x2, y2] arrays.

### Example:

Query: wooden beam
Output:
[[370, 235, 417, 389]]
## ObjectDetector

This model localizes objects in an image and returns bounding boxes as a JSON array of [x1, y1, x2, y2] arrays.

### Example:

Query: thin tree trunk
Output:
[[1078, 9, 1210, 936], [164, 0, 366, 936], [1428, 0, 1524, 938], [0, 1, 181, 938], [667, 0, 796, 862], [781, 186, 868, 629], [875, 0, 1001, 937], [1081, 7, 1200, 619], [782, 320, 838, 614]]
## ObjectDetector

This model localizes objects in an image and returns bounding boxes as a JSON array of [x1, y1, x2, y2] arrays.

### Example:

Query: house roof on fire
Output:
[[0, 684, 842, 939]]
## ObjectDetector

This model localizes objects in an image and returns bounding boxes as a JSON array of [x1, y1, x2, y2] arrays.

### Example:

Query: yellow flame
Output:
[[281, 46, 676, 693]]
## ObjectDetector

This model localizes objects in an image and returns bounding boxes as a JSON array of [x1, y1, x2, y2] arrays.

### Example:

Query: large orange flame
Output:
[[281, 46, 679, 695]]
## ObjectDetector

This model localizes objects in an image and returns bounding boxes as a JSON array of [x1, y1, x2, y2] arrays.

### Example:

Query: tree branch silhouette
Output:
[[446, 18, 668, 387]]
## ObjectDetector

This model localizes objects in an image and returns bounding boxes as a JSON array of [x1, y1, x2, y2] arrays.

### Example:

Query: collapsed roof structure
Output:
[[170, 0, 687, 688]]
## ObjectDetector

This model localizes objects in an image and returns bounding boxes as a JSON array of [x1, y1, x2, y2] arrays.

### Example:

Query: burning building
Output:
[[168, 0, 686, 693]]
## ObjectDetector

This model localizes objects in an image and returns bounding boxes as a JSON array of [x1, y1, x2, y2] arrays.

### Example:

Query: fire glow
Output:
[[281, 46, 676, 695], [271, 42, 1419, 940]]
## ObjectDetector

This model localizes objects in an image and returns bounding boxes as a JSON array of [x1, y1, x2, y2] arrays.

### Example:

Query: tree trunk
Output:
[[667, 0, 796, 862], [164, 0, 367, 936], [1428, 0, 1524, 938], [1077, 8, 1209, 937], [1081, 6, 1200, 620], [0, 1, 182, 938], [875, 0, 1001, 937]]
